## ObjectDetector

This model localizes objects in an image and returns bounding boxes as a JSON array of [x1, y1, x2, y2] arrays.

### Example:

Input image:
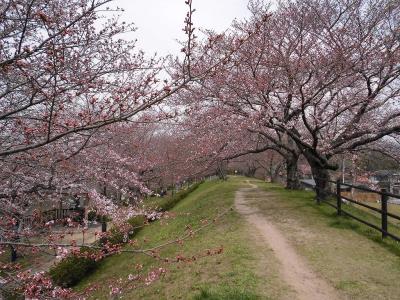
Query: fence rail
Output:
[[22, 208, 82, 228], [319, 179, 400, 243]]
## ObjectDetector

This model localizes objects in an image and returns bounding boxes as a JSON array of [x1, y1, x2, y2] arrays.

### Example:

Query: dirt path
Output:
[[235, 181, 340, 300]]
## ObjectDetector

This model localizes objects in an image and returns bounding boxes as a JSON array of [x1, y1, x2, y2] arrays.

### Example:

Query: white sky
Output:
[[112, 0, 251, 56]]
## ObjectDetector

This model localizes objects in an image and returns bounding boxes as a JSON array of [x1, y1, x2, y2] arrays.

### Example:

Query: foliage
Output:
[[106, 227, 126, 246], [2, 0, 400, 297], [146, 181, 203, 211], [181, 0, 400, 196], [50, 180, 199, 290], [49, 248, 98, 288], [127, 215, 147, 234], [49, 215, 148, 290], [87, 211, 98, 222]]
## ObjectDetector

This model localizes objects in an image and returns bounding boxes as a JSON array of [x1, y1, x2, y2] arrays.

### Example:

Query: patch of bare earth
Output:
[[235, 182, 341, 300]]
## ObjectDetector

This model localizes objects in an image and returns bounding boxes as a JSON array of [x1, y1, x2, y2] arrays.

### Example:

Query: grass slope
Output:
[[76, 177, 281, 299], [76, 177, 400, 299], [249, 179, 400, 300]]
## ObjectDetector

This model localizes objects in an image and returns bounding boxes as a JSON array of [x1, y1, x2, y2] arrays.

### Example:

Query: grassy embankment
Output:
[[75, 177, 284, 299], [76, 176, 400, 299]]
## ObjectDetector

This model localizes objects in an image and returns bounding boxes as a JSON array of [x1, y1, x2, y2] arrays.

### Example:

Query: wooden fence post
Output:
[[336, 179, 342, 216], [381, 189, 388, 239]]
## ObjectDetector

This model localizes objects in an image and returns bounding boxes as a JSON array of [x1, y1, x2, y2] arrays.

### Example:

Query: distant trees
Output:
[[228, 151, 285, 182]]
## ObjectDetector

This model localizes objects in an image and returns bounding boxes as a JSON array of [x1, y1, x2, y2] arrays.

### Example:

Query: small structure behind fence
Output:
[[341, 191, 380, 203]]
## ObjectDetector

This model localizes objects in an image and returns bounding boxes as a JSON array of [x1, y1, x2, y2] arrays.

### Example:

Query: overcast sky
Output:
[[112, 0, 251, 56]]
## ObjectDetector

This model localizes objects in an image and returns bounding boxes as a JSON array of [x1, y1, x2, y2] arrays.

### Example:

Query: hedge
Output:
[[49, 247, 97, 288], [148, 181, 203, 211]]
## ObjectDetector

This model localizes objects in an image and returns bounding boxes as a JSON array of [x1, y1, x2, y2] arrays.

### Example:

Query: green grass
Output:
[[75, 176, 400, 299], [252, 181, 400, 253], [75, 177, 277, 299], [193, 287, 260, 300], [248, 179, 400, 300], [356, 201, 400, 227]]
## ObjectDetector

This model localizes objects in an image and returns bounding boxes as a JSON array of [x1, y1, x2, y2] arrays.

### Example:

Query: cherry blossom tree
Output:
[[177, 102, 271, 178], [257, 0, 400, 199], [184, 0, 400, 198], [0, 0, 209, 232], [0, 0, 218, 296], [0, 0, 259, 296]]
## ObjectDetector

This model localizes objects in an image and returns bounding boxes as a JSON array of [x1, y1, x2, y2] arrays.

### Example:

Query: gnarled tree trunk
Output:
[[311, 164, 330, 202], [303, 150, 335, 202]]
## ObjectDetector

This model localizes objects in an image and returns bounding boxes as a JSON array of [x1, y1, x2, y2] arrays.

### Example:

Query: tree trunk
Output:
[[304, 151, 332, 202], [245, 166, 257, 178], [286, 155, 301, 190], [312, 166, 330, 203], [270, 173, 279, 183], [101, 218, 107, 232]]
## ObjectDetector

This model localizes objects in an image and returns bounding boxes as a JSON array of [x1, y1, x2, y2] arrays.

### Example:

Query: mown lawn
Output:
[[249, 179, 400, 300], [75, 177, 282, 299]]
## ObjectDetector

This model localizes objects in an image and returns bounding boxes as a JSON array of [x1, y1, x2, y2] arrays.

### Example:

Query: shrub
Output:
[[156, 181, 203, 212], [49, 183, 202, 287], [127, 215, 147, 234], [71, 207, 85, 223], [49, 248, 97, 288]]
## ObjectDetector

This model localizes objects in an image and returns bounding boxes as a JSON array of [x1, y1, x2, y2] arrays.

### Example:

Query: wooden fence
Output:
[[22, 208, 83, 228], [322, 179, 400, 242]]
